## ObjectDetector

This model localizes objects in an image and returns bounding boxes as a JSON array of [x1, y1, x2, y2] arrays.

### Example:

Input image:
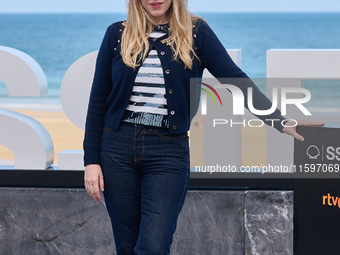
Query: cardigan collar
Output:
[[153, 23, 170, 33]]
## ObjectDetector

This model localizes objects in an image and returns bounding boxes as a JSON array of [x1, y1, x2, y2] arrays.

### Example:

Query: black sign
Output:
[[294, 125, 340, 255]]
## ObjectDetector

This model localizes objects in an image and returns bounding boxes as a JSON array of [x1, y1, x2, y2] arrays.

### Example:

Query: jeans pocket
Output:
[[153, 128, 187, 140], [103, 123, 114, 132]]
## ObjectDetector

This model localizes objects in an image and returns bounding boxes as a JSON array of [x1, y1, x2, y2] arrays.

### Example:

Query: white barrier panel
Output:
[[0, 46, 53, 170], [57, 150, 84, 171], [202, 50, 242, 168], [267, 49, 340, 166], [267, 50, 340, 79]]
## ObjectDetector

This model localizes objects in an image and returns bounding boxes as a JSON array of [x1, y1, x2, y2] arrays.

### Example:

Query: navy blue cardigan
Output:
[[83, 19, 285, 166]]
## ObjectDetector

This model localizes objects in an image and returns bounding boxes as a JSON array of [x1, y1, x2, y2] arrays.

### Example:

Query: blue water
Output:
[[0, 13, 339, 108]]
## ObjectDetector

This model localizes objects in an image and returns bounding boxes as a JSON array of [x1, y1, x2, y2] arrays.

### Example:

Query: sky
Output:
[[1, 0, 340, 13]]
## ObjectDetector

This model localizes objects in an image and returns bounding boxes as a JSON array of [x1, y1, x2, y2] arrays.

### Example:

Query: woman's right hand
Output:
[[84, 164, 105, 203]]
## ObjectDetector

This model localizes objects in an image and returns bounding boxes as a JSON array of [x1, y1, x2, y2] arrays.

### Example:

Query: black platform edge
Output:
[[0, 170, 85, 188], [0, 170, 294, 189]]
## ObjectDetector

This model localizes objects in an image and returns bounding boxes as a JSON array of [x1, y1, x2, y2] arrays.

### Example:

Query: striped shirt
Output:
[[121, 31, 169, 128]]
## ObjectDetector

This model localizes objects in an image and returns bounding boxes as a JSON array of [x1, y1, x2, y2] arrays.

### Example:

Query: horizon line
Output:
[[1, 11, 340, 14]]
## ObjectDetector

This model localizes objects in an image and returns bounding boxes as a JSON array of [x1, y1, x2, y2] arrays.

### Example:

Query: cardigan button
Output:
[[118, 39, 120, 43], [173, 125, 177, 130], [169, 89, 173, 94], [160, 51, 165, 56], [153, 38, 157, 41], [165, 69, 170, 75], [170, 110, 175, 115]]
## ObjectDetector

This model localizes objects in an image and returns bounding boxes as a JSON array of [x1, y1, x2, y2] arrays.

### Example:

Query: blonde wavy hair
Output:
[[121, 0, 200, 69]]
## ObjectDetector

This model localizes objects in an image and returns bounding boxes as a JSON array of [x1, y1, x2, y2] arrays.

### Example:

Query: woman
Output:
[[83, 0, 323, 254]]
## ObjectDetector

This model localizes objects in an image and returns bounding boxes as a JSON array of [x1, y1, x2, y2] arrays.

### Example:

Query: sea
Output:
[[0, 12, 340, 111]]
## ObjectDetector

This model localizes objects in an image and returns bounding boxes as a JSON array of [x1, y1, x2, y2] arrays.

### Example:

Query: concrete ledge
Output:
[[0, 188, 293, 254]]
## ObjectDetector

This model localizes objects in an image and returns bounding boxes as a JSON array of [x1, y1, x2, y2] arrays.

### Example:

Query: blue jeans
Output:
[[100, 122, 190, 255]]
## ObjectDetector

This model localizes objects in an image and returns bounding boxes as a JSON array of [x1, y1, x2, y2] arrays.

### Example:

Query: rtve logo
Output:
[[323, 193, 340, 208]]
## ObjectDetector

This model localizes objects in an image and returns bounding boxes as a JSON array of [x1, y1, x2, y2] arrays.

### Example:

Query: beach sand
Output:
[[0, 108, 266, 167]]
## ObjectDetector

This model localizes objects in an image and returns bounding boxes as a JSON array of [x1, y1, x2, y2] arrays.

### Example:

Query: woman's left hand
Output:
[[282, 119, 325, 141]]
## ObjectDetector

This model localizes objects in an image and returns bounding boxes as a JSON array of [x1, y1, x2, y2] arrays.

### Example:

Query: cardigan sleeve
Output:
[[83, 23, 118, 166], [195, 19, 286, 132]]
